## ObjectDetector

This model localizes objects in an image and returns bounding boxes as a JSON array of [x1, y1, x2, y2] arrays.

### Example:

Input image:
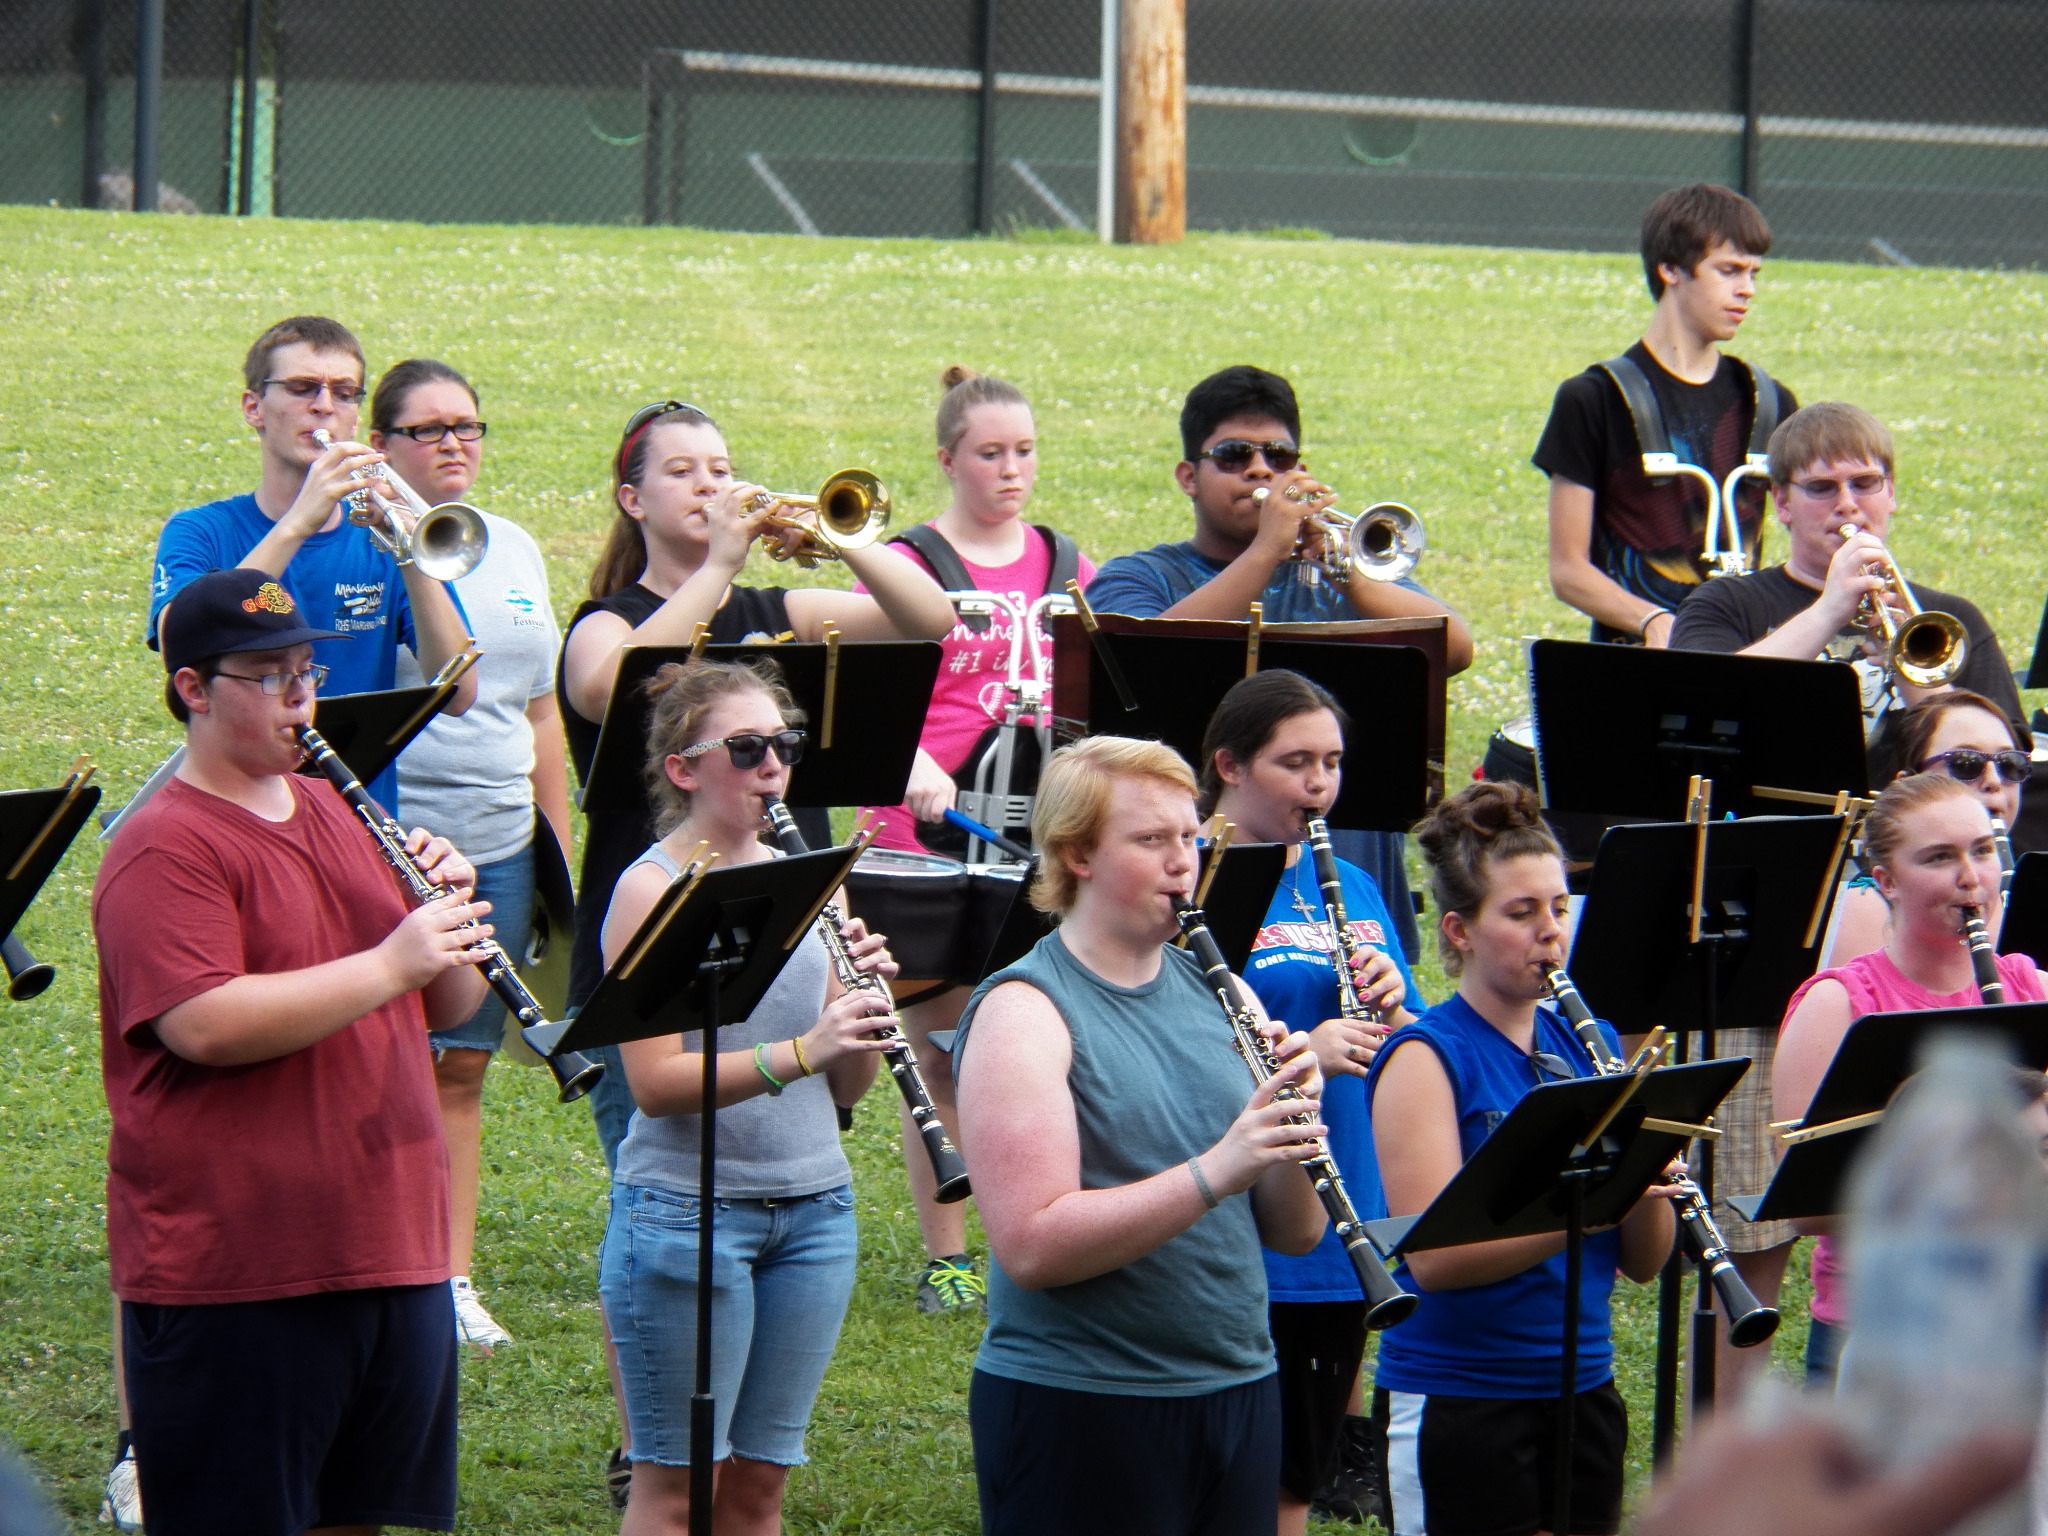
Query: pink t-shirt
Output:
[[857, 528, 1094, 854], [1781, 946, 2047, 1325]]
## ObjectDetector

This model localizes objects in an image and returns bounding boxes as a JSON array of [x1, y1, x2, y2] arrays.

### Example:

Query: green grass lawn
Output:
[[0, 204, 2043, 1530]]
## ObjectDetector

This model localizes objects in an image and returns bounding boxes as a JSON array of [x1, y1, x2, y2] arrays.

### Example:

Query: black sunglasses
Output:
[[1529, 1050, 1578, 1082], [617, 400, 710, 476], [1199, 438, 1302, 473], [263, 375, 366, 404], [1920, 748, 2032, 785], [680, 730, 807, 770]]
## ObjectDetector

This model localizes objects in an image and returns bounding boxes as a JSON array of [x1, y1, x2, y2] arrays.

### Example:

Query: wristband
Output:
[[791, 1036, 814, 1077], [753, 1042, 785, 1096], [1188, 1156, 1220, 1211], [1638, 608, 1673, 639]]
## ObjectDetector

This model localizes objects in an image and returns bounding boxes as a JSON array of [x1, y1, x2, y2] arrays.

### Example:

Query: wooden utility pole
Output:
[[1116, 0, 1184, 243]]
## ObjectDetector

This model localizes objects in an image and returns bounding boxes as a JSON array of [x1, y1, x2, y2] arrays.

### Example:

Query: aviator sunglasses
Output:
[[1919, 747, 2032, 786], [1199, 439, 1302, 473], [680, 730, 808, 769]]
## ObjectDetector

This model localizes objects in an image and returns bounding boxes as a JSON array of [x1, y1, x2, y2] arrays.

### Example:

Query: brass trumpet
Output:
[[312, 430, 488, 582], [747, 469, 889, 569], [1253, 481, 1426, 585], [1840, 526, 1968, 688]]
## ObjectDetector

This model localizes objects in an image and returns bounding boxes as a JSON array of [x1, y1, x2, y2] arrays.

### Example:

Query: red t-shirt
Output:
[[93, 775, 450, 1305]]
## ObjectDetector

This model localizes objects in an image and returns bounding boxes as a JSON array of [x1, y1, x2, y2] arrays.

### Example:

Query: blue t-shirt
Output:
[[1242, 854, 1419, 1303], [149, 493, 435, 807], [1366, 992, 1625, 1398], [1084, 540, 1436, 625]]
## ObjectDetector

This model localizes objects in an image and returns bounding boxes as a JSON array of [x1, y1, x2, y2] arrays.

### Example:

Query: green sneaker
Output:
[[916, 1253, 986, 1314]]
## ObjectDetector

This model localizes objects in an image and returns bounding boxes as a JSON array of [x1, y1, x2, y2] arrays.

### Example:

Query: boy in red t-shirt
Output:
[[95, 567, 492, 1536]]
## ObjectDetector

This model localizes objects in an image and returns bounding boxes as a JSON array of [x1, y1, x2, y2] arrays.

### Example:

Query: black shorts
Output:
[[1379, 1380, 1626, 1536], [124, 1282, 458, 1536], [1271, 1300, 1367, 1499], [970, 1368, 1280, 1536]]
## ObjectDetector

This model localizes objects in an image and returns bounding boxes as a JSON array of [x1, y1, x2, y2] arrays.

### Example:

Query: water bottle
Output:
[[1840, 1031, 2048, 1536]]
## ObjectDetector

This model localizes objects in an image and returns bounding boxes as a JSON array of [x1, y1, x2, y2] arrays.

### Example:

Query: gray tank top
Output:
[[611, 844, 850, 1199], [953, 930, 1277, 1396]]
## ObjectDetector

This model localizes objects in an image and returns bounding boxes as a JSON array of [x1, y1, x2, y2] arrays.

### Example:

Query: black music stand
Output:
[[550, 844, 858, 1536], [1999, 853, 2048, 967], [1361, 1058, 1748, 1536], [1193, 840, 1288, 974], [1733, 1004, 2048, 1225], [1566, 810, 1848, 1452], [2023, 593, 2048, 690], [0, 768, 102, 1001]]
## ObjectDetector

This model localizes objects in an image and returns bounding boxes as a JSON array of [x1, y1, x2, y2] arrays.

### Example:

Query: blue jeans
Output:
[[1806, 1316, 1847, 1389], [599, 1182, 858, 1466], [428, 842, 536, 1054]]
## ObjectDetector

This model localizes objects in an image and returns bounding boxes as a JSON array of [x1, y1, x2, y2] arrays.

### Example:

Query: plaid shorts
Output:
[[1695, 1024, 1795, 1252]]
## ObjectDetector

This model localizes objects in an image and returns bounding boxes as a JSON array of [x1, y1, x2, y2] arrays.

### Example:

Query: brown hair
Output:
[[1028, 736, 1199, 915], [1412, 781, 1563, 977], [641, 657, 803, 835], [937, 365, 1030, 450], [1861, 772, 1982, 875], [1639, 184, 1772, 300], [243, 315, 365, 393], [370, 358, 475, 435], [1196, 669, 1350, 817], [591, 403, 723, 600], [1767, 402, 1895, 487], [1890, 689, 2030, 775]]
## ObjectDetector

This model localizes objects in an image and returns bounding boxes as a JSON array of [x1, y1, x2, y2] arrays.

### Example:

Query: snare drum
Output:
[[844, 849, 969, 984], [953, 863, 1045, 986]]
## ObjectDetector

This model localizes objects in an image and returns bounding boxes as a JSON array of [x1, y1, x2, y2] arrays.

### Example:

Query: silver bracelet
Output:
[[1187, 1156, 1220, 1210]]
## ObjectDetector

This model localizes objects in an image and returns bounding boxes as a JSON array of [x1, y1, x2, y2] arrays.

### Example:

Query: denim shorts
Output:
[[599, 1181, 858, 1466], [429, 842, 535, 1054]]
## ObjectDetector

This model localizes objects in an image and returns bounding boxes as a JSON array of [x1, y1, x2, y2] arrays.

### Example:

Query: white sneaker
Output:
[[452, 1276, 512, 1350], [99, 1448, 142, 1532]]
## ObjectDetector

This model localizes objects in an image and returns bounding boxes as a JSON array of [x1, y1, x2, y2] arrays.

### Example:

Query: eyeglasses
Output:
[[262, 377, 366, 404], [1529, 1050, 1577, 1082], [215, 663, 329, 695], [1920, 748, 2032, 785], [1198, 439, 1302, 474], [1789, 471, 1890, 502], [679, 730, 807, 769], [386, 421, 488, 443]]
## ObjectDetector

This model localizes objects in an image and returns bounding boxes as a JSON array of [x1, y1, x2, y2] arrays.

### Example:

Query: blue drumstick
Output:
[[943, 808, 1033, 863]]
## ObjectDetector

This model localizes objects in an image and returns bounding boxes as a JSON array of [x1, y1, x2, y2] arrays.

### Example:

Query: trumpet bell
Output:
[[409, 501, 489, 583], [1890, 607, 1969, 689], [1345, 502, 1426, 583], [759, 469, 890, 565]]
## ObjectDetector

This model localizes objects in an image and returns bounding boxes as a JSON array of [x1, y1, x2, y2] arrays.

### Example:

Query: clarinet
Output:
[[1544, 965, 1780, 1348], [297, 727, 604, 1103], [759, 796, 971, 1203], [1304, 816, 1379, 1025], [1171, 895, 1418, 1330], [1963, 907, 2006, 1004], [1992, 815, 2016, 901]]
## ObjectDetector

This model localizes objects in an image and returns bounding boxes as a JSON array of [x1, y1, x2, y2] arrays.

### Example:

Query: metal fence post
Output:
[[237, 0, 262, 214], [132, 0, 165, 211], [1735, 0, 1760, 199], [1097, 0, 1117, 241], [974, 0, 999, 234]]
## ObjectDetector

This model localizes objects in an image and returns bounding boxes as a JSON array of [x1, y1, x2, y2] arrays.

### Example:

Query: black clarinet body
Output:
[[759, 796, 971, 1203], [1, 932, 55, 1001], [1964, 909, 2005, 1004], [1171, 896, 1417, 1330], [297, 727, 604, 1103], [1304, 816, 1378, 1024], [1992, 815, 2016, 901]]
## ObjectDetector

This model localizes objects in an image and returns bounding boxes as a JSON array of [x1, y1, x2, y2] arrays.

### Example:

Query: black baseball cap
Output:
[[158, 568, 346, 672]]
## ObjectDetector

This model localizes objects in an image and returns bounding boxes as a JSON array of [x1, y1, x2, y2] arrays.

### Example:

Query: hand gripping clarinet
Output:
[[1171, 895, 1418, 1329], [1963, 908, 2006, 1004], [1304, 816, 1381, 1027], [1544, 966, 1779, 1347], [759, 795, 971, 1202], [297, 727, 604, 1103]]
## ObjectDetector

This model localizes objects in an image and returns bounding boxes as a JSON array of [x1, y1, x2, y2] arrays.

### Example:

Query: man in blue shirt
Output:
[[147, 315, 477, 806]]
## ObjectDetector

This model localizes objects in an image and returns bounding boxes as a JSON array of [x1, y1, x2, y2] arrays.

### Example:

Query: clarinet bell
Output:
[[542, 1047, 604, 1104], [1725, 1302, 1782, 1350], [2, 932, 55, 1002], [1707, 1256, 1781, 1348], [1361, 1254, 1420, 1331]]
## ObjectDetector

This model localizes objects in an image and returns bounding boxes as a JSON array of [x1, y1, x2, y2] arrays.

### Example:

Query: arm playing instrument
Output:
[[297, 726, 604, 1103], [760, 795, 970, 1203], [1172, 895, 1417, 1329]]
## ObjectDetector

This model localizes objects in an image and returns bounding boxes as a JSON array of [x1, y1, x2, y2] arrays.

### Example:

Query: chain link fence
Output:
[[6, 0, 2044, 267]]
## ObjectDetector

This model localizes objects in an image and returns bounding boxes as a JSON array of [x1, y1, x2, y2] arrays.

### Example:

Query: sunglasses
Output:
[[263, 376, 366, 404], [680, 730, 807, 769], [1789, 471, 1890, 501], [1920, 748, 2031, 785], [1199, 439, 1302, 474], [1528, 1050, 1578, 1082], [386, 421, 487, 443]]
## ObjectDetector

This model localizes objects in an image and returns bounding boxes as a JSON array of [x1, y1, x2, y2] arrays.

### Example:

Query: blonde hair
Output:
[[641, 657, 804, 835], [1412, 781, 1563, 978], [1861, 772, 1982, 875], [1028, 736, 1199, 915], [937, 365, 1030, 450], [1767, 401, 1895, 487]]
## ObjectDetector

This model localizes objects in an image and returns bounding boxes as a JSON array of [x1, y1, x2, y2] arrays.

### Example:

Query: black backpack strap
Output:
[[1035, 525, 1082, 597], [1595, 354, 1672, 461], [888, 524, 987, 631], [1743, 359, 1782, 456]]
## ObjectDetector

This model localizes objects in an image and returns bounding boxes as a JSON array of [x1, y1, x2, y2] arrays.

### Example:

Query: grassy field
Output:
[[0, 204, 2044, 1531]]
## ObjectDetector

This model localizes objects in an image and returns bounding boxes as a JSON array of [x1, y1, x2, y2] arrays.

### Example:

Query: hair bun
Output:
[[940, 364, 981, 393], [1414, 779, 1546, 862]]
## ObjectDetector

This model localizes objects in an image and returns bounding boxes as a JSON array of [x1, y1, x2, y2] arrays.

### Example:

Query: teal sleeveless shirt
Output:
[[953, 931, 1277, 1396]]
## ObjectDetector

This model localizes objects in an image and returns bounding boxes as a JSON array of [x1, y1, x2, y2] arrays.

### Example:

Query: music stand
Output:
[[1998, 853, 2048, 966], [1566, 805, 1849, 1450], [1193, 840, 1287, 975], [0, 765, 102, 1001], [1362, 1057, 1748, 1536], [550, 843, 858, 1536], [1733, 1003, 2048, 1225], [2023, 593, 2048, 690]]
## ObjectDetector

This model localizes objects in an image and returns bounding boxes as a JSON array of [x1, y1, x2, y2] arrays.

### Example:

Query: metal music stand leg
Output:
[[1552, 1171, 1586, 1536], [689, 956, 728, 1536], [1652, 1248, 1683, 1467], [1691, 934, 1721, 1418]]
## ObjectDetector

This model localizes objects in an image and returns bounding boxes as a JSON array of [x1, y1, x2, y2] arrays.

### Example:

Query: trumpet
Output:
[[746, 469, 889, 569], [1839, 525, 1968, 688], [1252, 482, 1425, 585], [312, 430, 488, 583]]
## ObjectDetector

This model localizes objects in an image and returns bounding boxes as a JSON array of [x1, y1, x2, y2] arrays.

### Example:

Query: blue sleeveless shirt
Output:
[[1365, 992, 1625, 1398], [953, 930, 1278, 1397]]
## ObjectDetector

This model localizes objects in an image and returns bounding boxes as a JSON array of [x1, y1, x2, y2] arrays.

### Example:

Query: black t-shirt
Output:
[[1534, 342, 1795, 621], [558, 581, 793, 1010]]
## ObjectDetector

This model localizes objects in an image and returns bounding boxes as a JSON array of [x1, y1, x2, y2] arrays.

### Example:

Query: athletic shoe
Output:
[[607, 1447, 632, 1511], [1309, 1412, 1386, 1526], [99, 1448, 142, 1532], [451, 1276, 512, 1350], [915, 1253, 986, 1314]]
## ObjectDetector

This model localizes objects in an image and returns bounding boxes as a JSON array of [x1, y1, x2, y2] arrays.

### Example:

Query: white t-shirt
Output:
[[394, 511, 561, 865]]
